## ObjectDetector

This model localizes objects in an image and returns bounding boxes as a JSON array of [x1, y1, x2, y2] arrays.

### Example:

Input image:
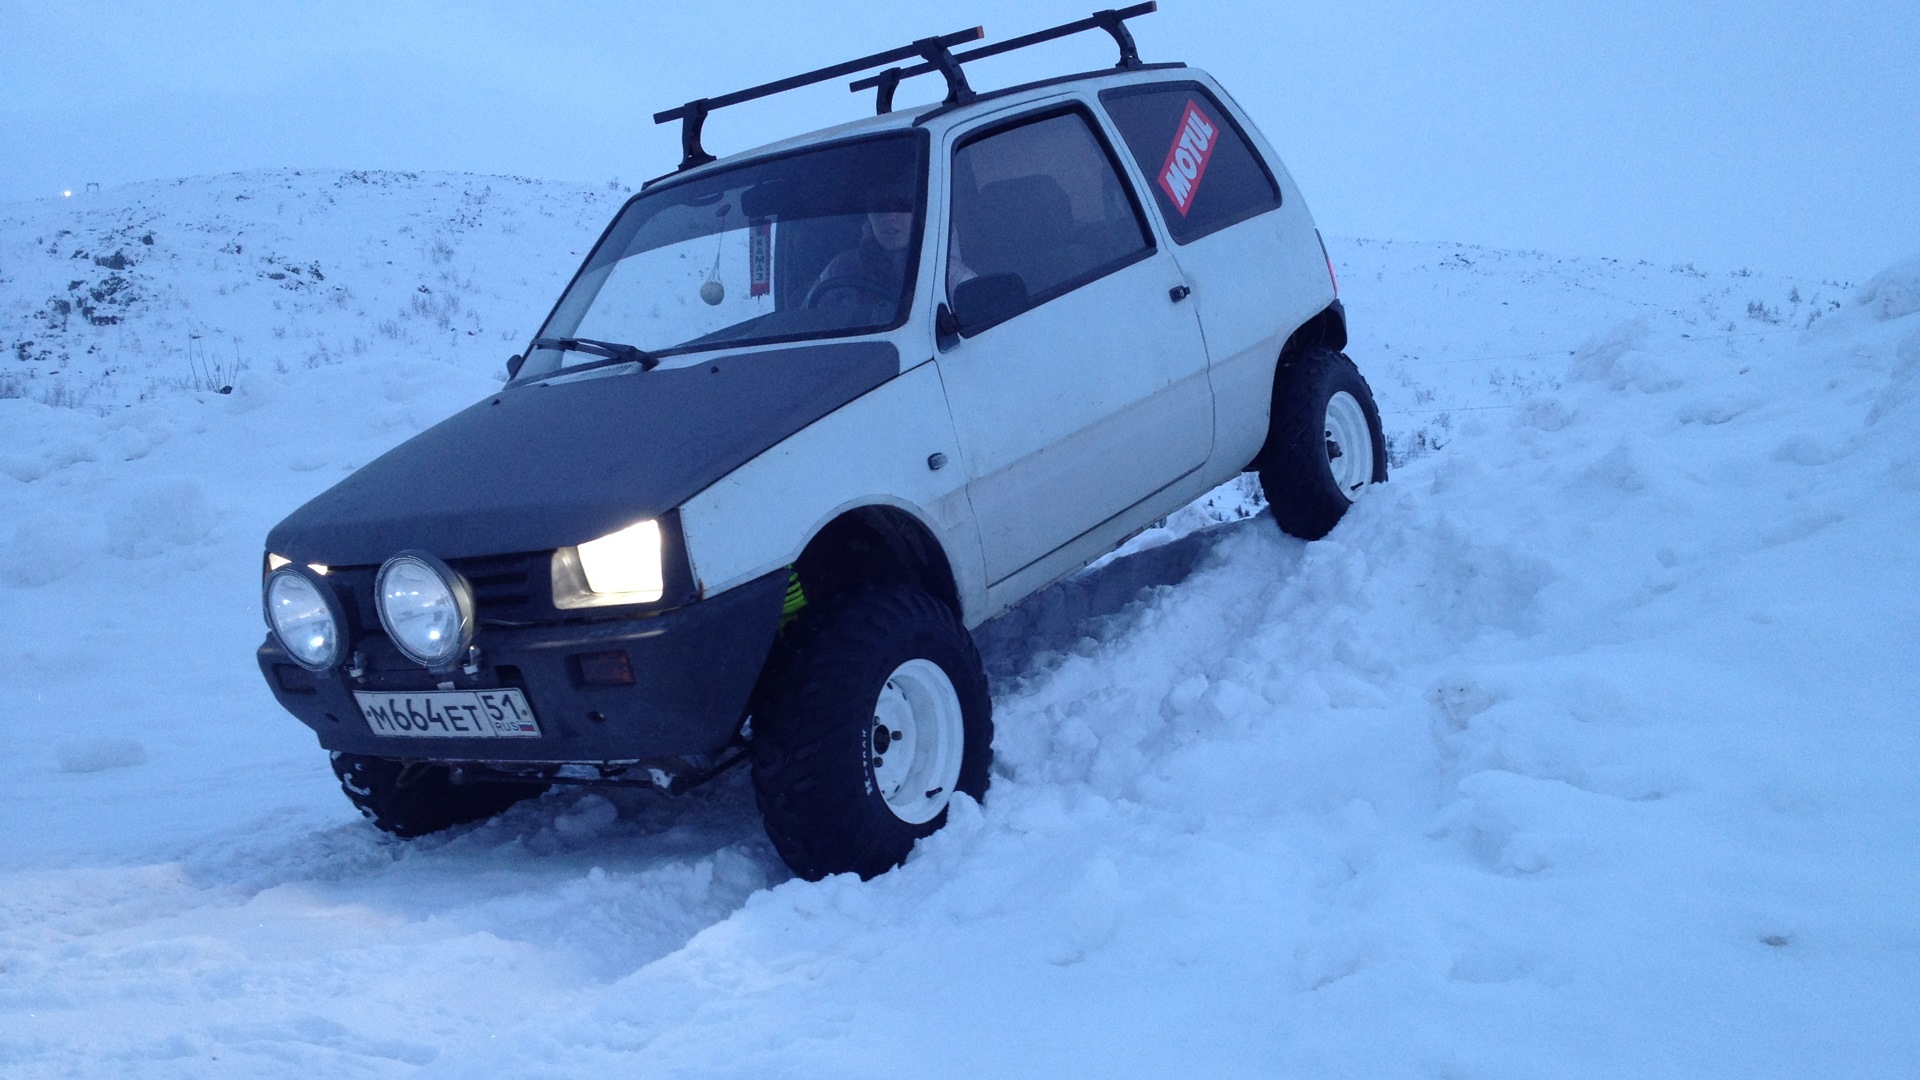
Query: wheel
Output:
[[1258, 348, 1388, 540], [750, 583, 993, 880], [803, 275, 894, 309], [329, 752, 547, 838]]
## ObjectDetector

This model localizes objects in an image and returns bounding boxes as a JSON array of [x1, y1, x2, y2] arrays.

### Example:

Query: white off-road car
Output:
[[257, 5, 1386, 879]]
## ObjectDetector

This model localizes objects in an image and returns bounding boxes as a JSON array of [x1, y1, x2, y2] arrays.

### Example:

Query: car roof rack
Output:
[[653, 27, 985, 173], [852, 3, 1157, 115], [651, 4, 1159, 174]]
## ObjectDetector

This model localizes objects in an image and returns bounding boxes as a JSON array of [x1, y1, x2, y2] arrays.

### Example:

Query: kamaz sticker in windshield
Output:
[[1157, 100, 1218, 217], [750, 220, 773, 298]]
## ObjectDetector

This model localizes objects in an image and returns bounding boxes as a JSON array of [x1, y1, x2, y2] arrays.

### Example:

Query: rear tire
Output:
[[330, 753, 547, 838], [1258, 348, 1387, 540], [750, 584, 993, 880]]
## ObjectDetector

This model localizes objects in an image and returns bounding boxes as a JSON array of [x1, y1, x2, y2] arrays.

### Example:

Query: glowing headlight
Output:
[[579, 520, 664, 596], [553, 520, 664, 609], [265, 564, 346, 670], [374, 551, 475, 669]]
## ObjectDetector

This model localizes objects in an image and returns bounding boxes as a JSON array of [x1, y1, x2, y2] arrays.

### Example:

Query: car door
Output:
[[933, 101, 1213, 586], [1097, 81, 1311, 471]]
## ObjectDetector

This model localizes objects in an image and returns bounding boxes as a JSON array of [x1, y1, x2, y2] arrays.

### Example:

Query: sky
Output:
[[3, 0, 1916, 280]]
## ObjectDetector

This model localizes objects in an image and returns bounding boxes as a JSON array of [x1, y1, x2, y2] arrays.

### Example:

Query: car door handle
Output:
[[1169, 284, 1191, 303]]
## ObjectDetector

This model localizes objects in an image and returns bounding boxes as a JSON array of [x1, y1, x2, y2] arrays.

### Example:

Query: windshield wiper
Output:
[[531, 336, 661, 373]]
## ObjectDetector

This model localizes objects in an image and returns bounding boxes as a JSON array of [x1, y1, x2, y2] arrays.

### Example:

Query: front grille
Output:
[[449, 552, 538, 623], [328, 551, 546, 630]]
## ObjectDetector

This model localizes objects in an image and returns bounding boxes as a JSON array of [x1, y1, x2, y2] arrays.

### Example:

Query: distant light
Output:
[[61, 189, 72, 198]]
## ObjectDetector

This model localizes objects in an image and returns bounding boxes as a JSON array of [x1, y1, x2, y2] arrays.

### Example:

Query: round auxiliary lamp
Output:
[[265, 563, 349, 672], [373, 550, 478, 670]]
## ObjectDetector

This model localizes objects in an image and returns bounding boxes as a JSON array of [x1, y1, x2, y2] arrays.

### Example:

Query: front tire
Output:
[[1258, 348, 1387, 540], [330, 753, 547, 838], [750, 584, 993, 880]]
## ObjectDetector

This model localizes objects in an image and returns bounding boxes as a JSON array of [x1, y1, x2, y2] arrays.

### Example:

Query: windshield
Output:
[[524, 132, 928, 378]]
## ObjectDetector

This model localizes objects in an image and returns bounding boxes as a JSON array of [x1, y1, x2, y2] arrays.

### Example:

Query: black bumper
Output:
[[258, 569, 788, 762]]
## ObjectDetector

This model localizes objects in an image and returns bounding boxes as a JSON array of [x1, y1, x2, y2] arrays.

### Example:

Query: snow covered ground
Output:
[[2, 173, 1916, 1077]]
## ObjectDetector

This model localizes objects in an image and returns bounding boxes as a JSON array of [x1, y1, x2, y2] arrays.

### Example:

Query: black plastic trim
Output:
[[1282, 299, 1348, 358], [260, 568, 790, 762]]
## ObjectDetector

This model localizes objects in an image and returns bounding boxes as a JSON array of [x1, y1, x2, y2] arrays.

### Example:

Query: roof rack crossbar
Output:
[[653, 26, 984, 171], [852, 3, 1157, 113]]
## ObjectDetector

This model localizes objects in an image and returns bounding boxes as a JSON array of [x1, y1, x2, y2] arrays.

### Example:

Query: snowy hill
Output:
[[1, 172, 1915, 1077], [0, 170, 627, 409]]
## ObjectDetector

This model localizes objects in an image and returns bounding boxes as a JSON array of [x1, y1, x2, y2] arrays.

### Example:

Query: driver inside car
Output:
[[808, 191, 915, 310]]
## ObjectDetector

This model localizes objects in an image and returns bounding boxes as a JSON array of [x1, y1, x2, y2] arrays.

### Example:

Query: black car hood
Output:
[[266, 341, 900, 566]]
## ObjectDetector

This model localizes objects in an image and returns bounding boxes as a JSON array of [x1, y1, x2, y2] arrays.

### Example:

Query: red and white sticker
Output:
[[1156, 99, 1219, 217], [749, 220, 773, 298]]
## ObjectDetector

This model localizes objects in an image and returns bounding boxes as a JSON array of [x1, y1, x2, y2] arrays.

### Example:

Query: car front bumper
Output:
[[258, 569, 787, 764]]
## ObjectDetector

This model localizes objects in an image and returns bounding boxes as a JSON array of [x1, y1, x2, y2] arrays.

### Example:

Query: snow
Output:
[[1857, 253, 1920, 323], [2, 172, 1917, 1077]]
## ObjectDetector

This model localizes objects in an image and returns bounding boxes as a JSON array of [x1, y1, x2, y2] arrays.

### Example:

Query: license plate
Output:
[[353, 689, 542, 739]]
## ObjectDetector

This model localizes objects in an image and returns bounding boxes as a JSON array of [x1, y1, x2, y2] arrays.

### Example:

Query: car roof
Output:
[[652, 63, 1198, 188], [692, 107, 933, 175]]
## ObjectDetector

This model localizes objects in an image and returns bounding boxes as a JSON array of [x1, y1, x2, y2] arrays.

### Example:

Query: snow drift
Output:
[[1, 174, 1914, 1077]]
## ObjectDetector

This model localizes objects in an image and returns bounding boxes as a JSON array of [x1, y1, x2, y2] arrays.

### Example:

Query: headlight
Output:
[[552, 519, 665, 609], [374, 551, 475, 669], [265, 564, 347, 671]]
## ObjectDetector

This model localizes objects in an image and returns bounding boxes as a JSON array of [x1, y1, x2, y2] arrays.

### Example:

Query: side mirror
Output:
[[505, 353, 525, 380], [950, 273, 1028, 336]]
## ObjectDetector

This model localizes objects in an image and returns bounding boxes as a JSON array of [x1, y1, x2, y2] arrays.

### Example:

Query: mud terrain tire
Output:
[[750, 584, 993, 880], [1259, 348, 1387, 540], [331, 753, 547, 838]]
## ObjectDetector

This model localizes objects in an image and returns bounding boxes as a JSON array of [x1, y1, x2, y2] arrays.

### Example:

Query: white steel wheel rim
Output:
[[1324, 391, 1374, 500], [869, 658, 966, 826]]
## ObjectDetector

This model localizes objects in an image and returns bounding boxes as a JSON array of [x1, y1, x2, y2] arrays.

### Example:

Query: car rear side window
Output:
[[1099, 83, 1280, 244], [947, 107, 1151, 329]]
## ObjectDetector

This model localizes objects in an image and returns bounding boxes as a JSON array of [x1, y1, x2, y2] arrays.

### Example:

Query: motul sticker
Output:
[[749, 220, 772, 298], [1157, 100, 1218, 216]]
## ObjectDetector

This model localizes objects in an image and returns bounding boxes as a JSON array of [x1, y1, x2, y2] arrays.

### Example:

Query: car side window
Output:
[[1099, 83, 1281, 244], [947, 107, 1152, 333]]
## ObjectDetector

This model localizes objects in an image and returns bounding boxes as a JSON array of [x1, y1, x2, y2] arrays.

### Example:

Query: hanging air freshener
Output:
[[700, 205, 729, 305], [699, 259, 725, 304]]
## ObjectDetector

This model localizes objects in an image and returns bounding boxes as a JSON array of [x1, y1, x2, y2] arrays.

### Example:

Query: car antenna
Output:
[[853, 4, 1158, 114], [652, 27, 985, 173]]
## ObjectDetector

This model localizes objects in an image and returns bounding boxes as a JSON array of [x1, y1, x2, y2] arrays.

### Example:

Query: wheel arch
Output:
[[1280, 299, 1347, 360], [1246, 300, 1351, 471], [791, 503, 963, 622]]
